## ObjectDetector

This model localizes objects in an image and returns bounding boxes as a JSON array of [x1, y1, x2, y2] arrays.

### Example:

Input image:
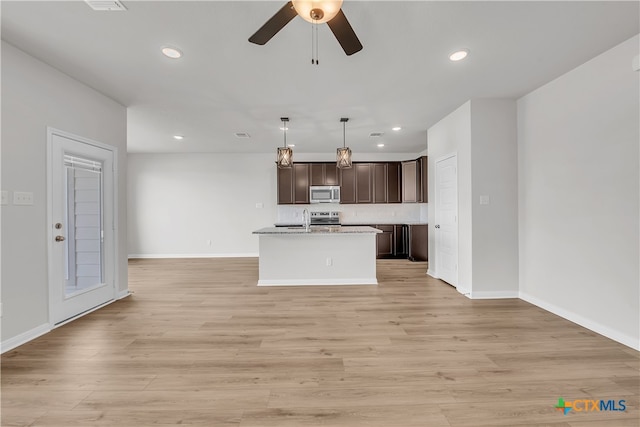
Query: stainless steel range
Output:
[[310, 211, 341, 226]]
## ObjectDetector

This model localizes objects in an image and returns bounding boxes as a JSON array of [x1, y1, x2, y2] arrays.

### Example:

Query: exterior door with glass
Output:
[[48, 129, 116, 324]]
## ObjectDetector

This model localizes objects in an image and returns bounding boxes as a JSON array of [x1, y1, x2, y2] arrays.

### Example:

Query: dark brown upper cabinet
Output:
[[402, 157, 428, 203], [293, 163, 310, 204], [373, 163, 388, 203], [277, 167, 294, 205], [339, 166, 356, 204], [402, 160, 418, 203], [277, 164, 310, 205], [373, 162, 402, 204], [310, 163, 339, 186], [355, 163, 373, 203], [278, 159, 423, 205]]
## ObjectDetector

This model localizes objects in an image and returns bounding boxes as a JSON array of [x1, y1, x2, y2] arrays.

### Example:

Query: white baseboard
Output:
[[426, 269, 438, 278], [128, 253, 259, 259], [520, 291, 640, 351], [258, 278, 378, 286], [1, 323, 51, 354], [469, 290, 520, 299]]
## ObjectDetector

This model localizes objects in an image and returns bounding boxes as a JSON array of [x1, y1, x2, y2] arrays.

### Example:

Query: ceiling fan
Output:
[[248, 0, 363, 56]]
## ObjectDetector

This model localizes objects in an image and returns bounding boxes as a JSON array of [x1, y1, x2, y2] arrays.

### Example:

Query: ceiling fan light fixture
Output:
[[292, 0, 343, 24]]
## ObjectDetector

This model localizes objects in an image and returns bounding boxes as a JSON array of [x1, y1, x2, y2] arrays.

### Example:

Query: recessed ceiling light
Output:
[[377, 143, 385, 148], [392, 126, 402, 131], [162, 46, 183, 59], [173, 135, 184, 140], [449, 49, 469, 61]]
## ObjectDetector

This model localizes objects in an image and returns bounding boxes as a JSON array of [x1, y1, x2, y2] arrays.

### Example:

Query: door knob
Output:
[[55, 235, 66, 242]]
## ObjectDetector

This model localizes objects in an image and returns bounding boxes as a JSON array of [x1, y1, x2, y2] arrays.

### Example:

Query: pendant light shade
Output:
[[336, 117, 352, 169], [277, 117, 293, 169]]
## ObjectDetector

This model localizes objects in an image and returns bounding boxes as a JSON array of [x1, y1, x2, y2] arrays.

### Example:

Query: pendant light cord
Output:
[[283, 120, 287, 148], [343, 120, 346, 148]]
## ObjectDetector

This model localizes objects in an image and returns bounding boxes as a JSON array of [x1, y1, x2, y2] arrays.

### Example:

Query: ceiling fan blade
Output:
[[326, 9, 363, 56], [248, 1, 298, 45]]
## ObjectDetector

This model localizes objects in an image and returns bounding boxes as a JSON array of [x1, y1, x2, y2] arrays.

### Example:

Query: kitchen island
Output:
[[252, 226, 381, 286]]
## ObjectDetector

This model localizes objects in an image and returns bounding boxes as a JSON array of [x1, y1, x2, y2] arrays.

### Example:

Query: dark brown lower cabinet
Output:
[[375, 225, 394, 258], [409, 224, 428, 261]]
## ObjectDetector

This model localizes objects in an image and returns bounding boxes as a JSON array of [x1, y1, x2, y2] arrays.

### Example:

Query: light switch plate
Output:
[[0, 191, 8, 205], [14, 191, 34, 205]]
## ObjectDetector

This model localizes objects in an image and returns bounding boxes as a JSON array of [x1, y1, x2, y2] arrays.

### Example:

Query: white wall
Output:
[[518, 35, 639, 350], [470, 99, 519, 297], [427, 99, 519, 297], [127, 153, 277, 257], [1, 42, 128, 347], [427, 102, 473, 292]]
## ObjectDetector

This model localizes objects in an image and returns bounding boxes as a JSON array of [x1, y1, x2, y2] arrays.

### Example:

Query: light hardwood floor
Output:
[[2, 258, 638, 426]]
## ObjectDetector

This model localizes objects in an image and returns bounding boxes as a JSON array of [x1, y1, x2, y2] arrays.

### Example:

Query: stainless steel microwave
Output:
[[310, 186, 340, 204]]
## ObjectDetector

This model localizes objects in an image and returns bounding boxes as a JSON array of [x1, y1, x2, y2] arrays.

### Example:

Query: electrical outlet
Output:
[[479, 195, 490, 205], [255, 202, 264, 209], [1, 191, 8, 205], [13, 191, 34, 205]]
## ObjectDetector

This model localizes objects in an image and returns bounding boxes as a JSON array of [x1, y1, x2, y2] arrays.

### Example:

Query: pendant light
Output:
[[277, 117, 293, 169], [336, 117, 352, 169]]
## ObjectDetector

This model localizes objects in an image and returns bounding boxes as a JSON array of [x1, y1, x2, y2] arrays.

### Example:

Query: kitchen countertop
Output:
[[341, 222, 428, 226], [254, 226, 381, 234]]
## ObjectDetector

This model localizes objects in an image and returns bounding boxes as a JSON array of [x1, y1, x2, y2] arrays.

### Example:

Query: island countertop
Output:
[[253, 226, 381, 235]]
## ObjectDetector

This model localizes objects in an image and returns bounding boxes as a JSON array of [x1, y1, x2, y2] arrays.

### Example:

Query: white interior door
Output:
[[435, 155, 458, 286], [48, 130, 116, 324]]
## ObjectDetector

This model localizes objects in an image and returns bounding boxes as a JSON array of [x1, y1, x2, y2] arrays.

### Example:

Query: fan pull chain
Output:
[[311, 20, 319, 65]]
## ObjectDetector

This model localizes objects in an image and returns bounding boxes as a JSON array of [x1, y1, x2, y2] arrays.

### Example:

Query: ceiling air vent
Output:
[[85, 1, 127, 11], [369, 132, 385, 137], [234, 132, 251, 139]]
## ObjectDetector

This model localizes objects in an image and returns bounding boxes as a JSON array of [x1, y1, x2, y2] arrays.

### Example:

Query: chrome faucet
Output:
[[302, 209, 310, 231]]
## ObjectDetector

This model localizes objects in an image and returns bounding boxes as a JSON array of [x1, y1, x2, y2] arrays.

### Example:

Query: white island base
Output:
[[253, 226, 381, 286]]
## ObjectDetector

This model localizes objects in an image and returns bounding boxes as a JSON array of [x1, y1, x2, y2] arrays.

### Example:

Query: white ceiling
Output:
[[2, 1, 638, 154]]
